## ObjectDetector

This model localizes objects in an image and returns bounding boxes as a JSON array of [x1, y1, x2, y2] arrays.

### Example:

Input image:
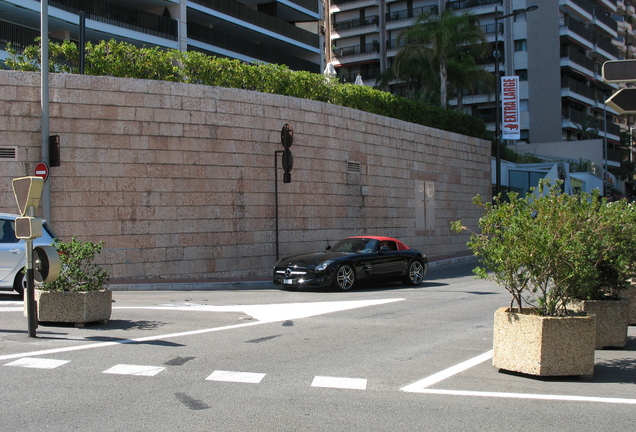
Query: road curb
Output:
[[109, 256, 477, 292]]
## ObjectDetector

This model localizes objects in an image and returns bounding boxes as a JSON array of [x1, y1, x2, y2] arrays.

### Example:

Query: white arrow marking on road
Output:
[[115, 298, 405, 322], [0, 298, 404, 361]]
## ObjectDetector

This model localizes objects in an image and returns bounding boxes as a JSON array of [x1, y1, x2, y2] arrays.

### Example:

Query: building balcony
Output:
[[188, 22, 319, 72], [561, 77, 596, 105], [50, 0, 178, 41], [330, 0, 377, 13], [332, 41, 380, 61], [446, 0, 501, 11], [385, 5, 438, 23], [561, 47, 598, 78], [192, 0, 319, 49], [332, 16, 379, 34]]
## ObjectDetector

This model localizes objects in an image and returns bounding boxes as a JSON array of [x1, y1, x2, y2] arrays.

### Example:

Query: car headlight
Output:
[[314, 260, 334, 272]]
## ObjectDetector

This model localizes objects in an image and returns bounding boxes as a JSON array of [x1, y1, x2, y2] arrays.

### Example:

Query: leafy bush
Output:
[[43, 236, 109, 292], [452, 180, 636, 316], [5, 39, 488, 139]]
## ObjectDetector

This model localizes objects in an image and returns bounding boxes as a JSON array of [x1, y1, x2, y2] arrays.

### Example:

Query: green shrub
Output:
[[43, 236, 109, 292], [452, 180, 636, 316], [5, 39, 488, 139]]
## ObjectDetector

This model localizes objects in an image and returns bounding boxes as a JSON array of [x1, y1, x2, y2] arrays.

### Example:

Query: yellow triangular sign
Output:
[[12, 177, 43, 216]]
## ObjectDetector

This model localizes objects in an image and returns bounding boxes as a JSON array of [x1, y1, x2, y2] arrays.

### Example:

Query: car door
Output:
[[372, 240, 406, 277], [0, 218, 24, 283]]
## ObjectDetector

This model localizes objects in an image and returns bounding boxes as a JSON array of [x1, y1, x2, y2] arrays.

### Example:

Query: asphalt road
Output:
[[1, 263, 635, 431]]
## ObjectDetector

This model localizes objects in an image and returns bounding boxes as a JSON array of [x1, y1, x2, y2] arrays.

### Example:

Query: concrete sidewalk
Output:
[[108, 253, 476, 292]]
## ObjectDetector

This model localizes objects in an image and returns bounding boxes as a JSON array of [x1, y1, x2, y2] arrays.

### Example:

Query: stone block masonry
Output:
[[0, 71, 490, 280]]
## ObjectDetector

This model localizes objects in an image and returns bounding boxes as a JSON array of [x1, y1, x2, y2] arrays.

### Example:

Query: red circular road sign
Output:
[[34, 162, 49, 181]]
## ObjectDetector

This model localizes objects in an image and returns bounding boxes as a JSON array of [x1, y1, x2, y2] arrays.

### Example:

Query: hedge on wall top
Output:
[[5, 39, 488, 139]]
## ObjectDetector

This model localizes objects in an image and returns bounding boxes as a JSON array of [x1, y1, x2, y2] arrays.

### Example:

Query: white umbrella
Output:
[[323, 62, 336, 77]]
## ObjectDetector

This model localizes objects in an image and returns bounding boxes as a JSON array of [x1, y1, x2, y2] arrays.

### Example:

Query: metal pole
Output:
[[275, 150, 283, 261], [494, 8, 501, 196], [630, 125, 633, 164], [25, 207, 37, 337], [79, 11, 86, 75], [41, 1, 51, 223], [604, 96, 608, 195]]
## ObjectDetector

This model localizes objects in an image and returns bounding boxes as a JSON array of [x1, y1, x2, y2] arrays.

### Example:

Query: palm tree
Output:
[[388, 10, 490, 109]]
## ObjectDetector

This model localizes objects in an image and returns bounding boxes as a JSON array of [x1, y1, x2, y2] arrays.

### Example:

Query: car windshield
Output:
[[331, 238, 380, 254]]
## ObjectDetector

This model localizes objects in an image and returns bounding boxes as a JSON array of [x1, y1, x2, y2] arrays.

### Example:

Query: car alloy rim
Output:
[[410, 262, 423, 284], [337, 266, 354, 290]]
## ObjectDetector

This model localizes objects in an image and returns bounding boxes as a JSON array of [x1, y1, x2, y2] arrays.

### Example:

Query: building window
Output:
[[514, 39, 527, 52]]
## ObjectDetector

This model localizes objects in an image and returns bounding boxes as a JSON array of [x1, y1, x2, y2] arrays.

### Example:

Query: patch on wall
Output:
[[414, 180, 435, 231]]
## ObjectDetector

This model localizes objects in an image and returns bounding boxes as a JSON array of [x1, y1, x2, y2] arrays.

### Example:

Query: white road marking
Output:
[[103, 364, 166, 376], [115, 298, 405, 322], [0, 298, 404, 361], [415, 389, 636, 405], [401, 350, 636, 405], [311, 376, 367, 390], [3, 357, 69, 369], [401, 350, 493, 392], [206, 370, 266, 384]]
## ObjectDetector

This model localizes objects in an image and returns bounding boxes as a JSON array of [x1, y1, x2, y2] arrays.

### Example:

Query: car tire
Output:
[[333, 264, 355, 291], [13, 270, 26, 298], [403, 260, 425, 286]]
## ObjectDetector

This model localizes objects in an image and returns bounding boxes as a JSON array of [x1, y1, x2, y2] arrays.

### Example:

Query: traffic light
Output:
[[281, 124, 293, 183]]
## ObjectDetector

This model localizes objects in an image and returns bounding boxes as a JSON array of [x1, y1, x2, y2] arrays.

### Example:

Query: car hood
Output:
[[276, 251, 349, 267]]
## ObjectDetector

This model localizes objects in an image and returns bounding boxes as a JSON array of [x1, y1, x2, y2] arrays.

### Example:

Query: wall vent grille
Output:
[[0, 147, 17, 159], [347, 161, 362, 173]]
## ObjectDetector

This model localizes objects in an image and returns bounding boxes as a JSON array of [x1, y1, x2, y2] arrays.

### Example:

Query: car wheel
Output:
[[403, 260, 425, 286], [333, 264, 355, 291], [13, 270, 26, 298]]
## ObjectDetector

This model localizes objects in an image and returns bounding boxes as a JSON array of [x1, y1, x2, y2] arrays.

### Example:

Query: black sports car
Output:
[[273, 236, 428, 290]]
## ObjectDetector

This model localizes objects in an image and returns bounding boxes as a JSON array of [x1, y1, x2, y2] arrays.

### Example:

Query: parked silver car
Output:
[[0, 213, 56, 297]]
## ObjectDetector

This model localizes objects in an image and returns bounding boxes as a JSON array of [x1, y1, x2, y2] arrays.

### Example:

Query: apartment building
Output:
[[328, 0, 634, 168], [0, 0, 323, 73]]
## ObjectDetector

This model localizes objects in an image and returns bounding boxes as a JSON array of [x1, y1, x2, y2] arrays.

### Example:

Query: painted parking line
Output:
[[414, 388, 636, 405], [103, 364, 166, 377], [311, 376, 367, 390], [206, 370, 266, 384], [401, 350, 493, 392], [3, 357, 70, 369], [401, 350, 636, 405]]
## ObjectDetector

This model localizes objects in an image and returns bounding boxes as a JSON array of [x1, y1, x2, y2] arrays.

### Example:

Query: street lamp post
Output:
[[493, 5, 538, 196]]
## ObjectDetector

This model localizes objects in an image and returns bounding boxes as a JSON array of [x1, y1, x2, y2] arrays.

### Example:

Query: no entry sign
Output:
[[34, 162, 49, 181]]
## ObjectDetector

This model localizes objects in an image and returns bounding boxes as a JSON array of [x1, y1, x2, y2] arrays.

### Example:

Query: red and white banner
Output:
[[501, 76, 520, 140]]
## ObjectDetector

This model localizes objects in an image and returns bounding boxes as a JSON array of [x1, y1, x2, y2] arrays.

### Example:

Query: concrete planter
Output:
[[493, 307, 596, 377], [569, 299, 629, 349], [27, 289, 112, 327], [622, 284, 636, 325]]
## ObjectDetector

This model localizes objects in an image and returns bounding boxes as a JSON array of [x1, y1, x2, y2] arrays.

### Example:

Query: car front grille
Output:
[[275, 268, 307, 278]]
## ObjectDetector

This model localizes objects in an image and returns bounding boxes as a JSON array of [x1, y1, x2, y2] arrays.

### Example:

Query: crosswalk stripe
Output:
[[206, 370, 266, 384], [102, 364, 166, 376], [311, 376, 367, 390], [3, 357, 69, 369]]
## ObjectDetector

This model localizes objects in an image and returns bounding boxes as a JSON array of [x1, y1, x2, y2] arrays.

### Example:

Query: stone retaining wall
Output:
[[0, 71, 490, 280]]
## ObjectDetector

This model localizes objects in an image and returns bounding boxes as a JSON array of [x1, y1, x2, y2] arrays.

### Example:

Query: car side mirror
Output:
[[326, 245, 331, 251]]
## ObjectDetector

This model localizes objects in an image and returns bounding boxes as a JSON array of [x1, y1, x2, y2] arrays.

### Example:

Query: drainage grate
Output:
[[0, 146, 17, 159]]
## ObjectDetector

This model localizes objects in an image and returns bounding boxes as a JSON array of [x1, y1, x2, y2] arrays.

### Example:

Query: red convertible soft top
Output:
[[345, 236, 411, 251]]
